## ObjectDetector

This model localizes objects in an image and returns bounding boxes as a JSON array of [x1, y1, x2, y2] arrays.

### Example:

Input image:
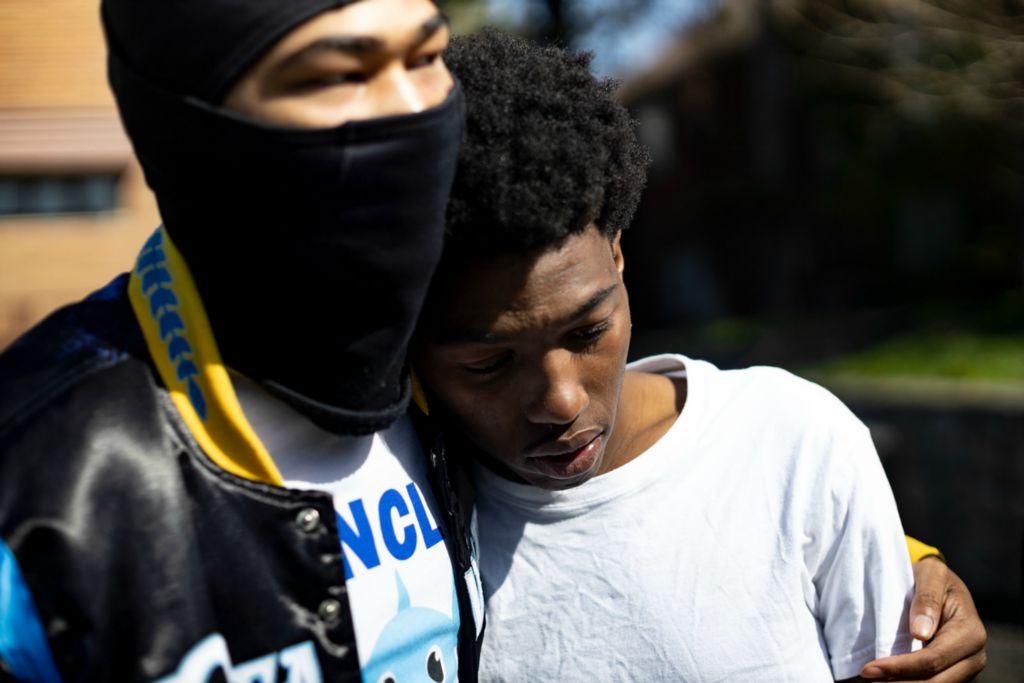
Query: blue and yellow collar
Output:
[[128, 227, 283, 486]]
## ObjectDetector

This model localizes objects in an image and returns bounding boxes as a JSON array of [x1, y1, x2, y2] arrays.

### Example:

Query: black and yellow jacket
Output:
[[0, 232, 481, 682]]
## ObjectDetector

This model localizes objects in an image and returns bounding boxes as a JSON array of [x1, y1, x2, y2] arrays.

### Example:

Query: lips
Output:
[[525, 433, 603, 481], [526, 429, 603, 459]]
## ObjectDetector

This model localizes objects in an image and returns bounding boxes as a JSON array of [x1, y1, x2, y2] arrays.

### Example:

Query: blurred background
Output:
[[1, 0, 1022, 676], [0, 0, 159, 349]]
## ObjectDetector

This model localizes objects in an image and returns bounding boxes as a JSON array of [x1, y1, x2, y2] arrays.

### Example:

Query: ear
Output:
[[611, 231, 625, 275]]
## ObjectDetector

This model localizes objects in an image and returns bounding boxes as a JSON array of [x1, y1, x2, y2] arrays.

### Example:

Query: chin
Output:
[[536, 475, 594, 491], [525, 460, 603, 491]]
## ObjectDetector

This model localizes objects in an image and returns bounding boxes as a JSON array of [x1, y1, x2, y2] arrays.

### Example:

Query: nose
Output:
[[373, 62, 430, 116], [524, 350, 589, 426]]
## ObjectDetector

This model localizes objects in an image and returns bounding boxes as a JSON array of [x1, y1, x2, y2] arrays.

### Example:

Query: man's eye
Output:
[[297, 72, 366, 89], [569, 322, 610, 348], [409, 52, 441, 69], [462, 354, 511, 376]]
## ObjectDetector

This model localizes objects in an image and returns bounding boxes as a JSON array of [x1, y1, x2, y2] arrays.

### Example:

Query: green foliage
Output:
[[810, 331, 1024, 380]]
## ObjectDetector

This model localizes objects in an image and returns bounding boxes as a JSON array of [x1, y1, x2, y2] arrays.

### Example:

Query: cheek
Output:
[[427, 378, 513, 452], [412, 62, 454, 105], [443, 390, 489, 436], [450, 401, 521, 468], [590, 323, 631, 411]]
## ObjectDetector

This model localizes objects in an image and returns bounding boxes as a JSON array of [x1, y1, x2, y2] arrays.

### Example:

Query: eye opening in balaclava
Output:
[[102, 0, 365, 104], [104, 0, 464, 435]]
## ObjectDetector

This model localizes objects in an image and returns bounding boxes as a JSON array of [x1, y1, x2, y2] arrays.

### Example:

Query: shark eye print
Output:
[[363, 572, 460, 683], [426, 645, 445, 681]]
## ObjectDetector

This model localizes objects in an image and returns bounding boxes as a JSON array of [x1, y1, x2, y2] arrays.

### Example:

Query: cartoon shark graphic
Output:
[[363, 572, 460, 683]]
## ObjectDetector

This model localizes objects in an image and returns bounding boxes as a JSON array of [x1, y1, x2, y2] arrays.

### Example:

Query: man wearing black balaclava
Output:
[[0, 1, 482, 681]]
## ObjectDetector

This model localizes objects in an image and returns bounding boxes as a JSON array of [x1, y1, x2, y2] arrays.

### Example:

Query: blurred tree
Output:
[[464, 0, 649, 45], [619, 0, 1024, 341], [443, 0, 492, 35], [446, 0, 717, 75]]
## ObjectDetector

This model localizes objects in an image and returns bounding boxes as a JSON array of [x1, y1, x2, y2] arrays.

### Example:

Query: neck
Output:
[[598, 370, 686, 476]]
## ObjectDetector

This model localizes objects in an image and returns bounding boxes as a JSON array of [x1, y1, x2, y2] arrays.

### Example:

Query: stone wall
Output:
[[843, 388, 1024, 623]]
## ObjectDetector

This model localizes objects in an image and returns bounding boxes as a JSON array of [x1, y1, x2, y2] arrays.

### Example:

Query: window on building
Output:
[[0, 173, 120, 216], [0, 109, 132, 218]]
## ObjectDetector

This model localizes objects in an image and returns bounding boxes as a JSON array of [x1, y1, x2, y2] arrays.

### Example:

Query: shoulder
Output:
[[665, 358, 878, 499], [0, 274, 151, 433], [0, 276, 183, 522], [711, 363, 866, 438], [0, 282, 199, 677], [631, 353, 837, 408], [631, 353, 871, 465]]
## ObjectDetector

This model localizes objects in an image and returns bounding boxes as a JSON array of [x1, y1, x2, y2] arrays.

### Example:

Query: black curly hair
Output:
[[443, 29, 650, 256]]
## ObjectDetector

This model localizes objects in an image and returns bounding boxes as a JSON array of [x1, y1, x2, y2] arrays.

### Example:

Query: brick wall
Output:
[[0, 0, 113, 109], [0, 0, 158, 349]]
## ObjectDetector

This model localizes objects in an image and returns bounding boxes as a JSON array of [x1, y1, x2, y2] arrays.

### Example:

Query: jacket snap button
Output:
[[318, 598, 342, 624], [296, 508, 321, 533]]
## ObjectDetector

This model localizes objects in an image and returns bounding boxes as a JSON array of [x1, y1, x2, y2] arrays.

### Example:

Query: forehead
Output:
[[270, 0, 443, 60], [429, 228, 619, 336]]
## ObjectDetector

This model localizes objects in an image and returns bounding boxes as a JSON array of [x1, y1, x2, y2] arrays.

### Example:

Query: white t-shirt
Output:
[[234, 376, 461, 683], [475, 354, 916, 682]]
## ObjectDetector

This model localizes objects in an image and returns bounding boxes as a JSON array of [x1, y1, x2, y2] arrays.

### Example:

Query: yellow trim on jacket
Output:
[[906, 535, 945, 564], [128, 227, 283, 486]]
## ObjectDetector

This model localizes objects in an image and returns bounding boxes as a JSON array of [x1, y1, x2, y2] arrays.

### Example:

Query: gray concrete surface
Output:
[[983, 621, 1023, 683]]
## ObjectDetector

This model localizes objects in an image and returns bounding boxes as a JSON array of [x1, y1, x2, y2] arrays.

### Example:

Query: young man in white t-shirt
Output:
[[411, 30, 987, 681]]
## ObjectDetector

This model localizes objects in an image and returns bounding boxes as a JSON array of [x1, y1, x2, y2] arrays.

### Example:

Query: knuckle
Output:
[[915, 594, 942, 612], [918, 650, 943, 674]]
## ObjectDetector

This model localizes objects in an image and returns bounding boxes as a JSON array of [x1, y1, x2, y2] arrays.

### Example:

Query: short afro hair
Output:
[[443, 29, 650, 256]]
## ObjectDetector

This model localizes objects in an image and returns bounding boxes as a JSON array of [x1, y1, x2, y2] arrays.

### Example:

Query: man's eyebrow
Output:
[[417, 13, 449, 42], [278, 13, 448, 70], [435, 328, 512, 346], [567, 284, 619, 324], [435, 283, 619, 346]]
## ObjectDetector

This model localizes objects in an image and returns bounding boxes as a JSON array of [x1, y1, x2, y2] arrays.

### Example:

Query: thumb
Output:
[[909, 557, 947, 640]]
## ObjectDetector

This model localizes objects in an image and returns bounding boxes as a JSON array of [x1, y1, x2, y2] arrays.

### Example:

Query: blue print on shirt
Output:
[[336, 483, 444, 580], [362, 572, 459, 683]]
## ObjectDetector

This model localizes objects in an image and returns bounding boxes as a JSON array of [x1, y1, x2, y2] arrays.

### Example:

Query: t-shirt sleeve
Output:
[[802, 407, 917, 681]]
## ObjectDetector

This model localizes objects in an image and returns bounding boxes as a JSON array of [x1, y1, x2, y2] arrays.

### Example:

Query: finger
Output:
[[863, 649, 986, 683], [909, 557, 949, 640], [860, 625, 983, 681], [861, 649, 948, 680]]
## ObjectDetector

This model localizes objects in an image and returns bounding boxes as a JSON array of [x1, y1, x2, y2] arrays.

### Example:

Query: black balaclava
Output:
[[102, 0, 464, 435]]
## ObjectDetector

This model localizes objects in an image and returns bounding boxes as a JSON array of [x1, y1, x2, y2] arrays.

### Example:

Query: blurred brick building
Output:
[[0, 0, 158, 349]]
